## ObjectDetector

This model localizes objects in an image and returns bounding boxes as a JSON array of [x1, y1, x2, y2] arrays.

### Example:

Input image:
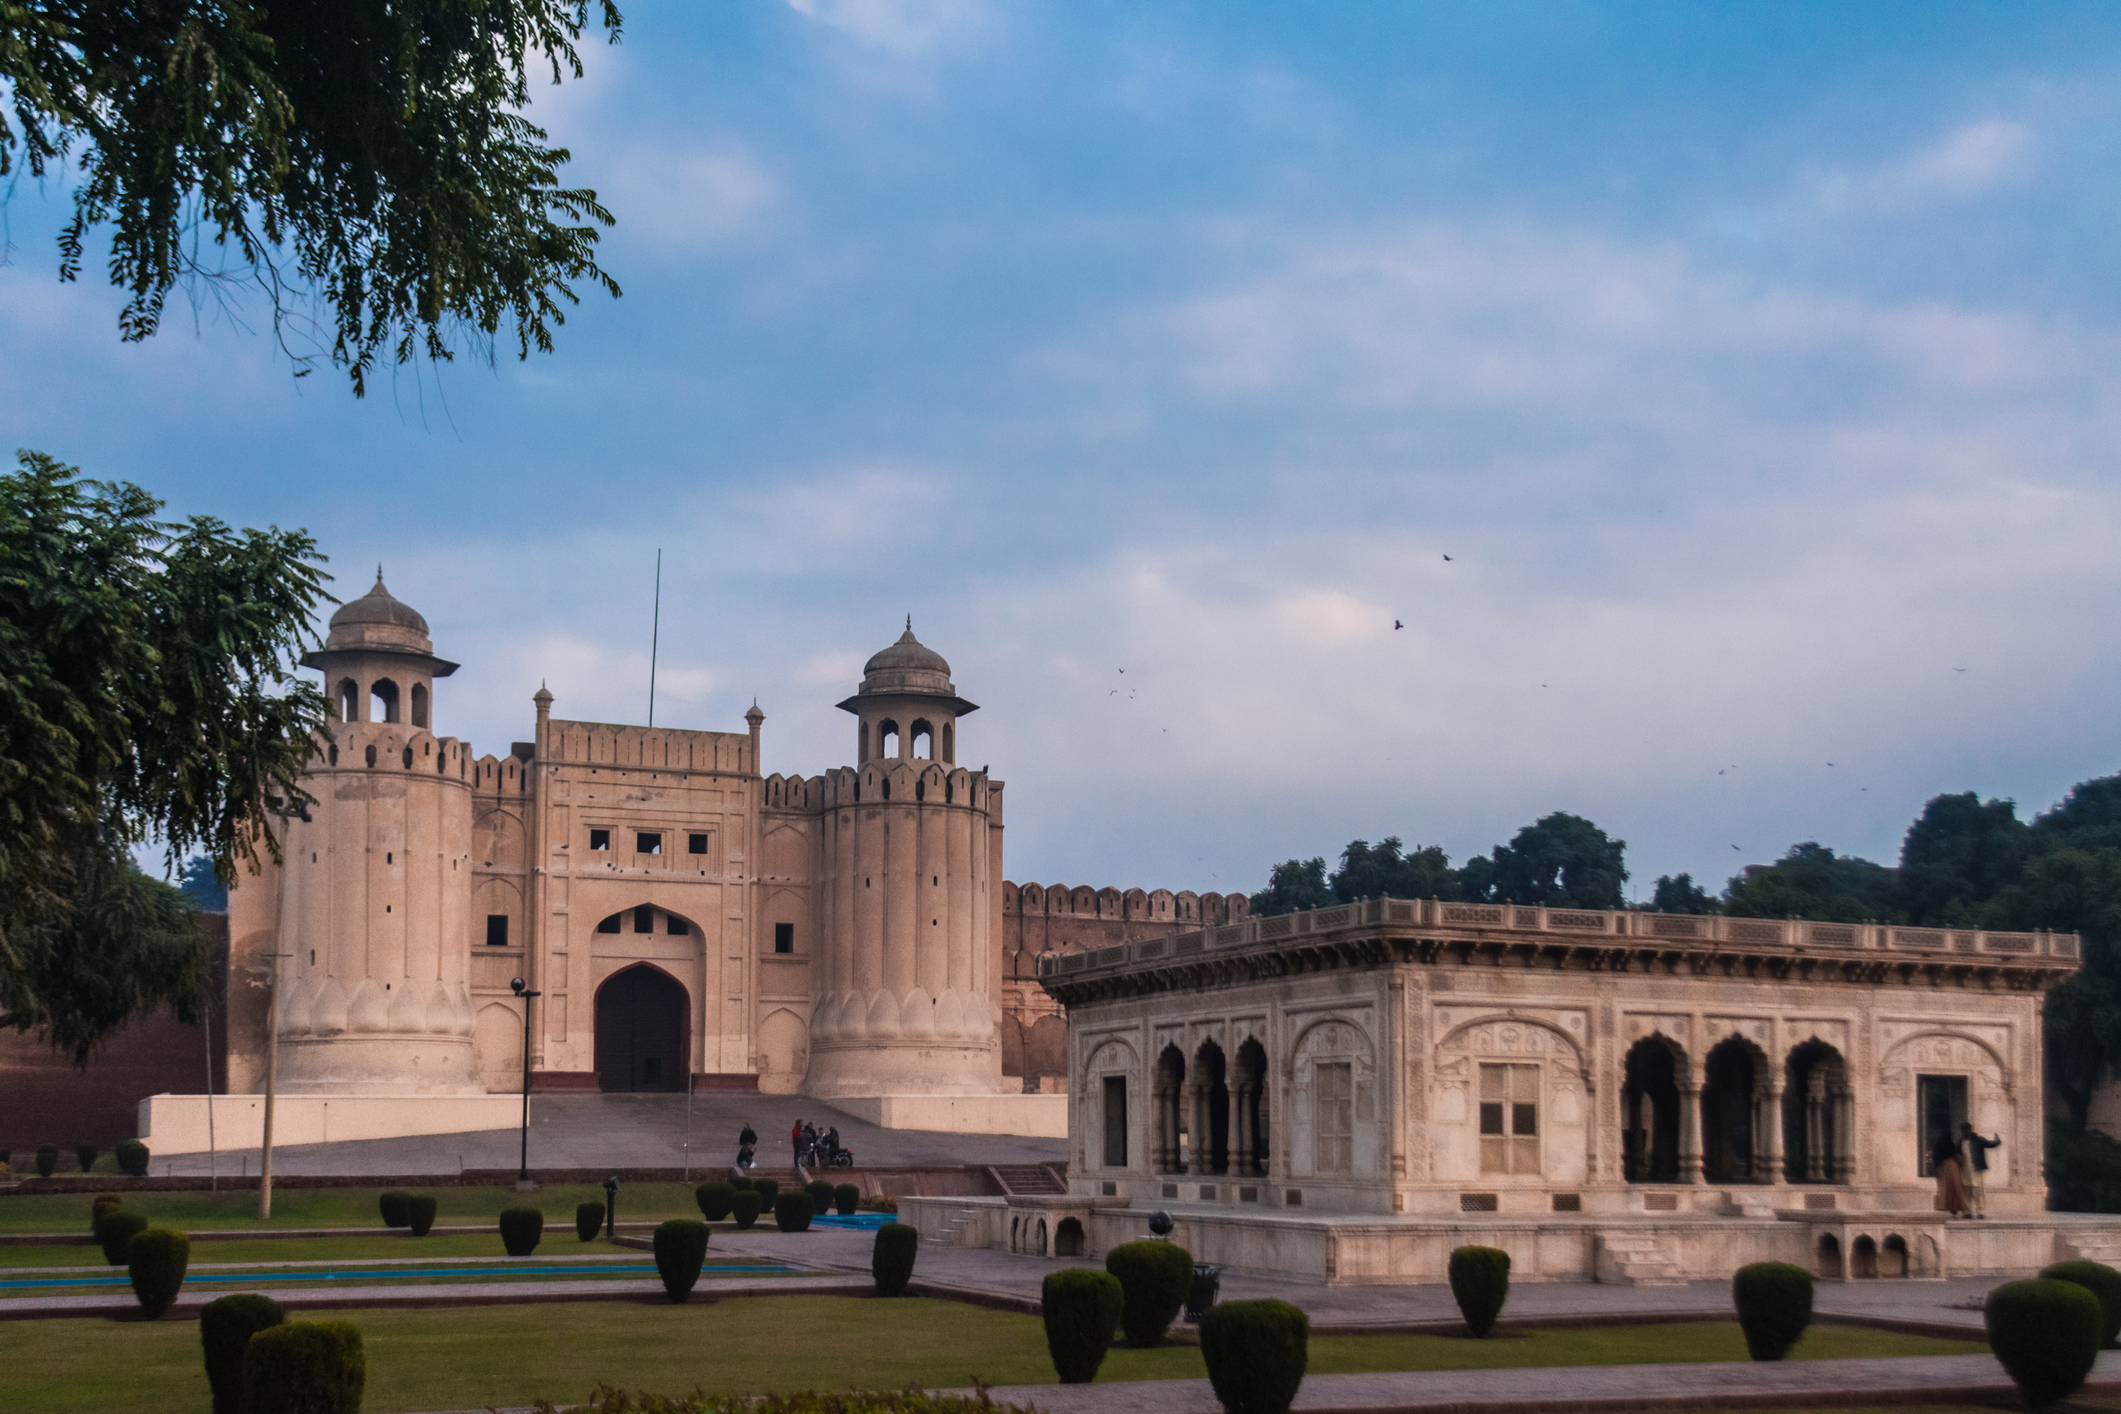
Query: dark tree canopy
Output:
[[1898, 792, 2029, 926], [1330, 837, 1457, 903], [1650, 872, 1715, 914], [1466, 812, 1628, 909], [1, 1, 623, 394], [1722, 842, 1900, 924], [1248, 857, 1334, 918], [0, 452, 331, 1055]]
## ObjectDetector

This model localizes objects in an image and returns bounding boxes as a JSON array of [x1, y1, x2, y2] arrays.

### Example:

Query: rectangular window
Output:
[[485, 915, 509, 947], [1103, 1075, 1129, 1169], [637, 832, 662, 855], [689, 833, 709, 855], [666, 913, 688, 935], [634, 904, 655, 934], [589, 828, 610, 851], [1479, 1063, 1541, 1175], [1314, 1062, 1353, 1174], [1917, 1074, 1969, 1177], [774, 922, 795, 954]]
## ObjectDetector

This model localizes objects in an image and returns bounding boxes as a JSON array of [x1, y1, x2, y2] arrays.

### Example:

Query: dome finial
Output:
[[906, 613, 913, 632]]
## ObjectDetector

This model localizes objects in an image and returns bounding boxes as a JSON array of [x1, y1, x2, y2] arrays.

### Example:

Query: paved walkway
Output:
[[153, 1092, 1066, 1178], [949, 1351, 2121, 1414]]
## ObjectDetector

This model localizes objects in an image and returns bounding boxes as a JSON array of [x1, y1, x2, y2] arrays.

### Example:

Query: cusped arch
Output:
[[1084, 1035, 1142, 1076], [1880, 1030, 2012, 1087], [1293, 1014, 1378, 1063], [1436, 1013, 1585, 1076]]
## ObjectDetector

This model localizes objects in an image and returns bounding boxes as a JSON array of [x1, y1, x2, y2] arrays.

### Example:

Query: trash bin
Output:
[[1184, 1262, 1222, 1323]]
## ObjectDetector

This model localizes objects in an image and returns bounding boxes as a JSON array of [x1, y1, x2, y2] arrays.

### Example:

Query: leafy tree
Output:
[[1987, 840, 2121, 1130], [1, 1, 623, 394], [0, 453, 330, 1057], [1650, 873, 1715, 914], [1722, 842, 1901, 925], [1330, 837, 1457, 902], [1464, 812, 1627, 908], [1898, 792, 2029, 926], [178, 856, 228, 911], [1249, 857, 1334, 917]]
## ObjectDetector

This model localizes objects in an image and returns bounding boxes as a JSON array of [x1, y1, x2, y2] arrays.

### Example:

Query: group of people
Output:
[[791, 1118, 843, 1167], [1932, 1120, 2002, 1218]]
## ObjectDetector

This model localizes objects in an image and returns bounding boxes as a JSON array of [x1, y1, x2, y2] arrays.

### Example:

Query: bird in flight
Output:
[[1118, 668, 1125, 674], [1732, 844, 1741, 850], [1394, 620, 1404, 630], [1442, 554, 1454, 562], [1953, 667, 1967, 673]]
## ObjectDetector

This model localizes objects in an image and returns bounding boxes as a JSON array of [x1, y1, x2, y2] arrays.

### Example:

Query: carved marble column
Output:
[[1758, 1085, 1785, 1184], [1679, 1084, 1704, 1183], [1190, 1083, 1211, 1175], [1805, 1071, 1828, 1182], [1232, 1083, 1254, 1175], [1831, 1090, 1855, 1183]]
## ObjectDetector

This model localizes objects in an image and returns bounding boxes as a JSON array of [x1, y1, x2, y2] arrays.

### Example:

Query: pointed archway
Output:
[[594, 964, 689, 1093]]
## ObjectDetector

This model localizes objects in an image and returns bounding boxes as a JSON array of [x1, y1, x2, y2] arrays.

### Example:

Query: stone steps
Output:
[[2057, 1232, 2121, 1265], [1594, 1231, 1687, 1286], [993, 1164, 1067, 1195]]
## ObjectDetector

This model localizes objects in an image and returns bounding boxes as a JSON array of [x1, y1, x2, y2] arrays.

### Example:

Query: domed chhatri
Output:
[[322, 566, 436, 653], [859, 616, 953, 693]]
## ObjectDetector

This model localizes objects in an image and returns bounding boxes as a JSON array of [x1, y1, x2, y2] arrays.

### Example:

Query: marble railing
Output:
[[1038, 896, 2079, 976]]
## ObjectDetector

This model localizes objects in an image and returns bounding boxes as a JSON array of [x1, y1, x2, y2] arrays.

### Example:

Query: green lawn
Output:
[[0, 1182, 718, 1234], [0, 1298, 1987, 1414], [0, 1253, 787, 1297]]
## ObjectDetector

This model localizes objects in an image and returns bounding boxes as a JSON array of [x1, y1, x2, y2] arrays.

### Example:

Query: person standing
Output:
[[791, 1118, 804, 1169], [1932, 1137, 1970, 1218], [1959, 1122, 2002, 1219]]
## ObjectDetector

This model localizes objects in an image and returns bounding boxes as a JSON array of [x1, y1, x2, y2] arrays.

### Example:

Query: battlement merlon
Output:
[[1039, 896, 2080, 998]]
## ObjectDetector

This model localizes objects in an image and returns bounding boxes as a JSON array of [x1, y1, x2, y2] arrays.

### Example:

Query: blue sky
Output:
[[8, 1, 2121, 899]]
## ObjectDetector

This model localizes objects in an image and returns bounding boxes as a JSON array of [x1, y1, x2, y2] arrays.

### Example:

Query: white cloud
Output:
[[782, 0, 998, 58], [1806, 118, 2035, 217], [597, 142, 778, 254]]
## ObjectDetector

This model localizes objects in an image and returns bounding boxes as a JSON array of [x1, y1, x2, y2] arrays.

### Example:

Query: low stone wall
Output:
[[902, 1195, 2117, 1287], [138, 1093, 527, 1154]]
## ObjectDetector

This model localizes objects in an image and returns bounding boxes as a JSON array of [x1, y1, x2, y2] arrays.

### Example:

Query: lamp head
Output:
[[511, 977, 526, 996]]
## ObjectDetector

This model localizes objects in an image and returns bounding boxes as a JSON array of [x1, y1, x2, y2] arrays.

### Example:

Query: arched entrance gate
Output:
[[594, 964, 689, 1093]]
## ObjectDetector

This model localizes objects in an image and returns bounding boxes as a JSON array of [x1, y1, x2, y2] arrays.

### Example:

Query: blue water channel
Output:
[[3, 1262, 794, 1291]]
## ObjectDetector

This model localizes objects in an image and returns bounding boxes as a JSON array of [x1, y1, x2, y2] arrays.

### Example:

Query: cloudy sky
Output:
[[8, 2, 2121, 898]]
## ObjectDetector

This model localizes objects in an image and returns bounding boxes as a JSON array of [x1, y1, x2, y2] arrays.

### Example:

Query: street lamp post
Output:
[[510, 977, 541, 1190]]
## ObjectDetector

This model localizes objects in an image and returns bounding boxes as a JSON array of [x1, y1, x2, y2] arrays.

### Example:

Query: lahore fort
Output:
[[17, 572, 2121, 1286]]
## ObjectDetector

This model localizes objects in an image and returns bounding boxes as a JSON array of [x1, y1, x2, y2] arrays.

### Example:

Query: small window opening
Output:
[[386, 852, 393, 864], [402, 745, 413, 768], [486, 915, 510, 947], [880, 720, 900, 758], [912, 721, 933, 759], [411, 682, 429, 729], [337, 678, 359, 722], [597, 913, 622, 934], [667, 913, 688, 935], [775, 922, 795, 954], [637, 832, 662, 855], [689, 833, 708, 855], [590, 829, 611, 851], [634, 904, 654, 934], [371, 678, 400, 723], [365, 745, 377, 768], [329, 744, 338, 766]]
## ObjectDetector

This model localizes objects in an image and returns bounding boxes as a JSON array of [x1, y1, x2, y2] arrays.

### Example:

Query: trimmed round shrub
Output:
[[115, 1138, 150, 1177], [76, 1142, 99, 1173], [654, 1219, 711, 1303], [1448, 1245, 1511, 1338], [1106, 1239, 1195, 1348], [36, 1144, 57, 1178], [753, 1177, 781, 1208], [498, 1206, 544, 1257], [1201, 1298, 1310, 1414], [695, 1182, 735, 1222], [96, 1209, 148, 1266], [873, 1222, 918, 1296], [244, 1320, 365, 1414], [834, 1183, 860, 1216], [806, 1179, 837, 1216], [577, 1201, 605, 1242], [1042, 1268, 1124, 1384], [730, 1173, 755, 1191], [405, 1194, 437, 1237], [1988, 1278, 2105, 1410], [775, 1192, 814, 1232], [1733, 1262, 1813, 1361], [91, 1193, 123, 1229], [200, 1293, 286, 1414], [129, 1227, 191, 1318], [378, 1190, 412, 1228], [732, 1191, 764, 1229], [2043, 1260, 2121, 1348]]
